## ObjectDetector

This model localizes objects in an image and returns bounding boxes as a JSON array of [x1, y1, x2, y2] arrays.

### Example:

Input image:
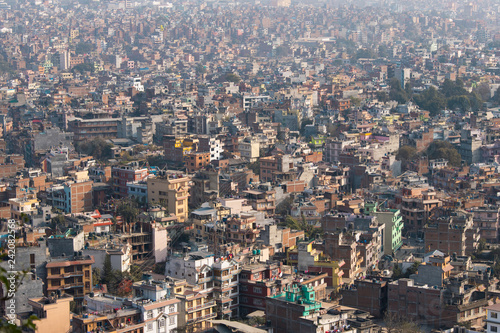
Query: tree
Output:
[[384, 311, 422, 333], [426, 140, 461, 166], [75, 138, 113, 161], [74, 42, 96, 55], [413, 86, 446, 116], [92, 267, 101, 286], [102, 255, 113, 286], [276, 196, 293, 216], [116, 279, 133, 297], [396, 146, 417, 161], [225, 73, 241, 83], [116, 199, 139, 227], [389, 78, 408, 104]]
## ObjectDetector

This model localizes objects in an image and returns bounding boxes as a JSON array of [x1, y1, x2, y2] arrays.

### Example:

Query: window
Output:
[[492, 312, 498, 319], [253, 287, 262, 294], [147, 323, 153, 331], [169, 316, 175, 325], [169, 305, 175, 313], [158, 319, 165, 328], [147, 310, 153, 319], [491, 325, 498, 332]]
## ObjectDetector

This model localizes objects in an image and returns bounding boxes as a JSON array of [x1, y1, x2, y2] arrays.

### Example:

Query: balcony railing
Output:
[[187, 300, 215, 312], [186, 312, 216, 324]]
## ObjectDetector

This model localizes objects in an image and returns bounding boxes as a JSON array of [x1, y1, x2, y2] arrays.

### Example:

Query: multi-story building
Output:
[[112, 163, 149, 197], [198, 136, 223, 161], [259, 153, 297, 182], [424, 208, 480, 256], [238, 137, 260, 162], [184, 151, 210, 174], [44, 255, 94, 304], [9, 192, 40, 221], [163, 136, 197, 163], [287, 241, 344, 291], [225, 214, 260, 245], [165, 251, 240, 319], [471, 206, 500, 243], [47, 172, 93, 213], [68, 117, 119, 142], [212, 259, 240, 319], [266, 284, 322, 333], [28, 294, 74, 333], [340, 279, 388, 318], [239, 262, 290, 316], [174, 279, 217, 332], [373, 209, 404, 255], [147, 171, 190, 223], [399, 188, 441, 235], [486, 303, 500, 333], [243, 186, 276, 216]]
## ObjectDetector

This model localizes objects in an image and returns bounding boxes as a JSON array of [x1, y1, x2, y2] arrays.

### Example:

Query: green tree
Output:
[[389, 78, 408, 104], [116, 199, 139, 232], [102, 254, 113, 285], [276, 196, 293, 216], [426, 140, 461, 166], [384, 311, 422, 332], [92, 267, 101, 286], [413, 86, 446, 116], [225, 73, 241, 83], [396, 145, 417, 161], [74, 42, 96, 55], [75, 138, 113, 161]]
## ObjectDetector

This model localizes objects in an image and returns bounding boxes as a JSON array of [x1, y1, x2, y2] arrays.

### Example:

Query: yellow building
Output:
[[174, 280, 217, 332], [147, 172, 190, 222], [287, 241, 344, 292], [9, 193, 40, 221], [28, 294, 73, 333]]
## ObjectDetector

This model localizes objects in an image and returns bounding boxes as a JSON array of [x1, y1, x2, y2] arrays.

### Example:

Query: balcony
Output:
[[187, 300, 215, 313], [197, 276, 212, 284], [186, 312, 216, 324]]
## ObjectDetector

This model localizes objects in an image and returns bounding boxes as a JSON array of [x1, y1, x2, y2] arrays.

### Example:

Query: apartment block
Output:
[[147, 172, 190, 223]]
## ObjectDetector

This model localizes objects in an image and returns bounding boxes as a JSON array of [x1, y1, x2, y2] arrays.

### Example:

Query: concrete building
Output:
[[147, 172, 190, 223], [340, 279, 388, 318], [486, 303, 500, 333], [28, 294, 73, 333], [238, 137, 260, 162], [373, 209, 404, 255], [424, 208, 479, 256], [112, 163, 149, 197], [44, 254, 94, 304]]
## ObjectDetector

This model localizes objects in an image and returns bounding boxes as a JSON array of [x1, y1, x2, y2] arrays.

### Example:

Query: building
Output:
[[399, 188, 441, 235], [225, 214, 260, 245], [198, 136, 223, 161], [112, 163, 149, 197], [28, 294, 74, 333], [47, 176, 93, 213], [59, 51, 71, 70], [424, 208, 479, 256], [238, 137, 260, 162], [184, 152, 210, 174], [68, 118, 119, 142], [373, 209, 404, 255], [486, 303, 500, 333], [266, 285, 322, 333], [44, 255, 94, 304], [340, 279, 388, 318], [239, 263, 290, 316], [9, 193, 40, 221], [147, 172, 190, 223], [174, 279, 217, 332], [243, 186, 276, 216]]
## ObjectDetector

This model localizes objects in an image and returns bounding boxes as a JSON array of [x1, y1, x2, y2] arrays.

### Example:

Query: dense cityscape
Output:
[[1, 0, 500, 332]]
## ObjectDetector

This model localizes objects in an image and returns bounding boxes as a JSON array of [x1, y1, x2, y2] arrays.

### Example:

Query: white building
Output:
[[124, 77, 145, 92], [486, 303, 500, 333], [59, 51, 71, 70], [242, 95, 270, 111], [238, 138, 260, 162]]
